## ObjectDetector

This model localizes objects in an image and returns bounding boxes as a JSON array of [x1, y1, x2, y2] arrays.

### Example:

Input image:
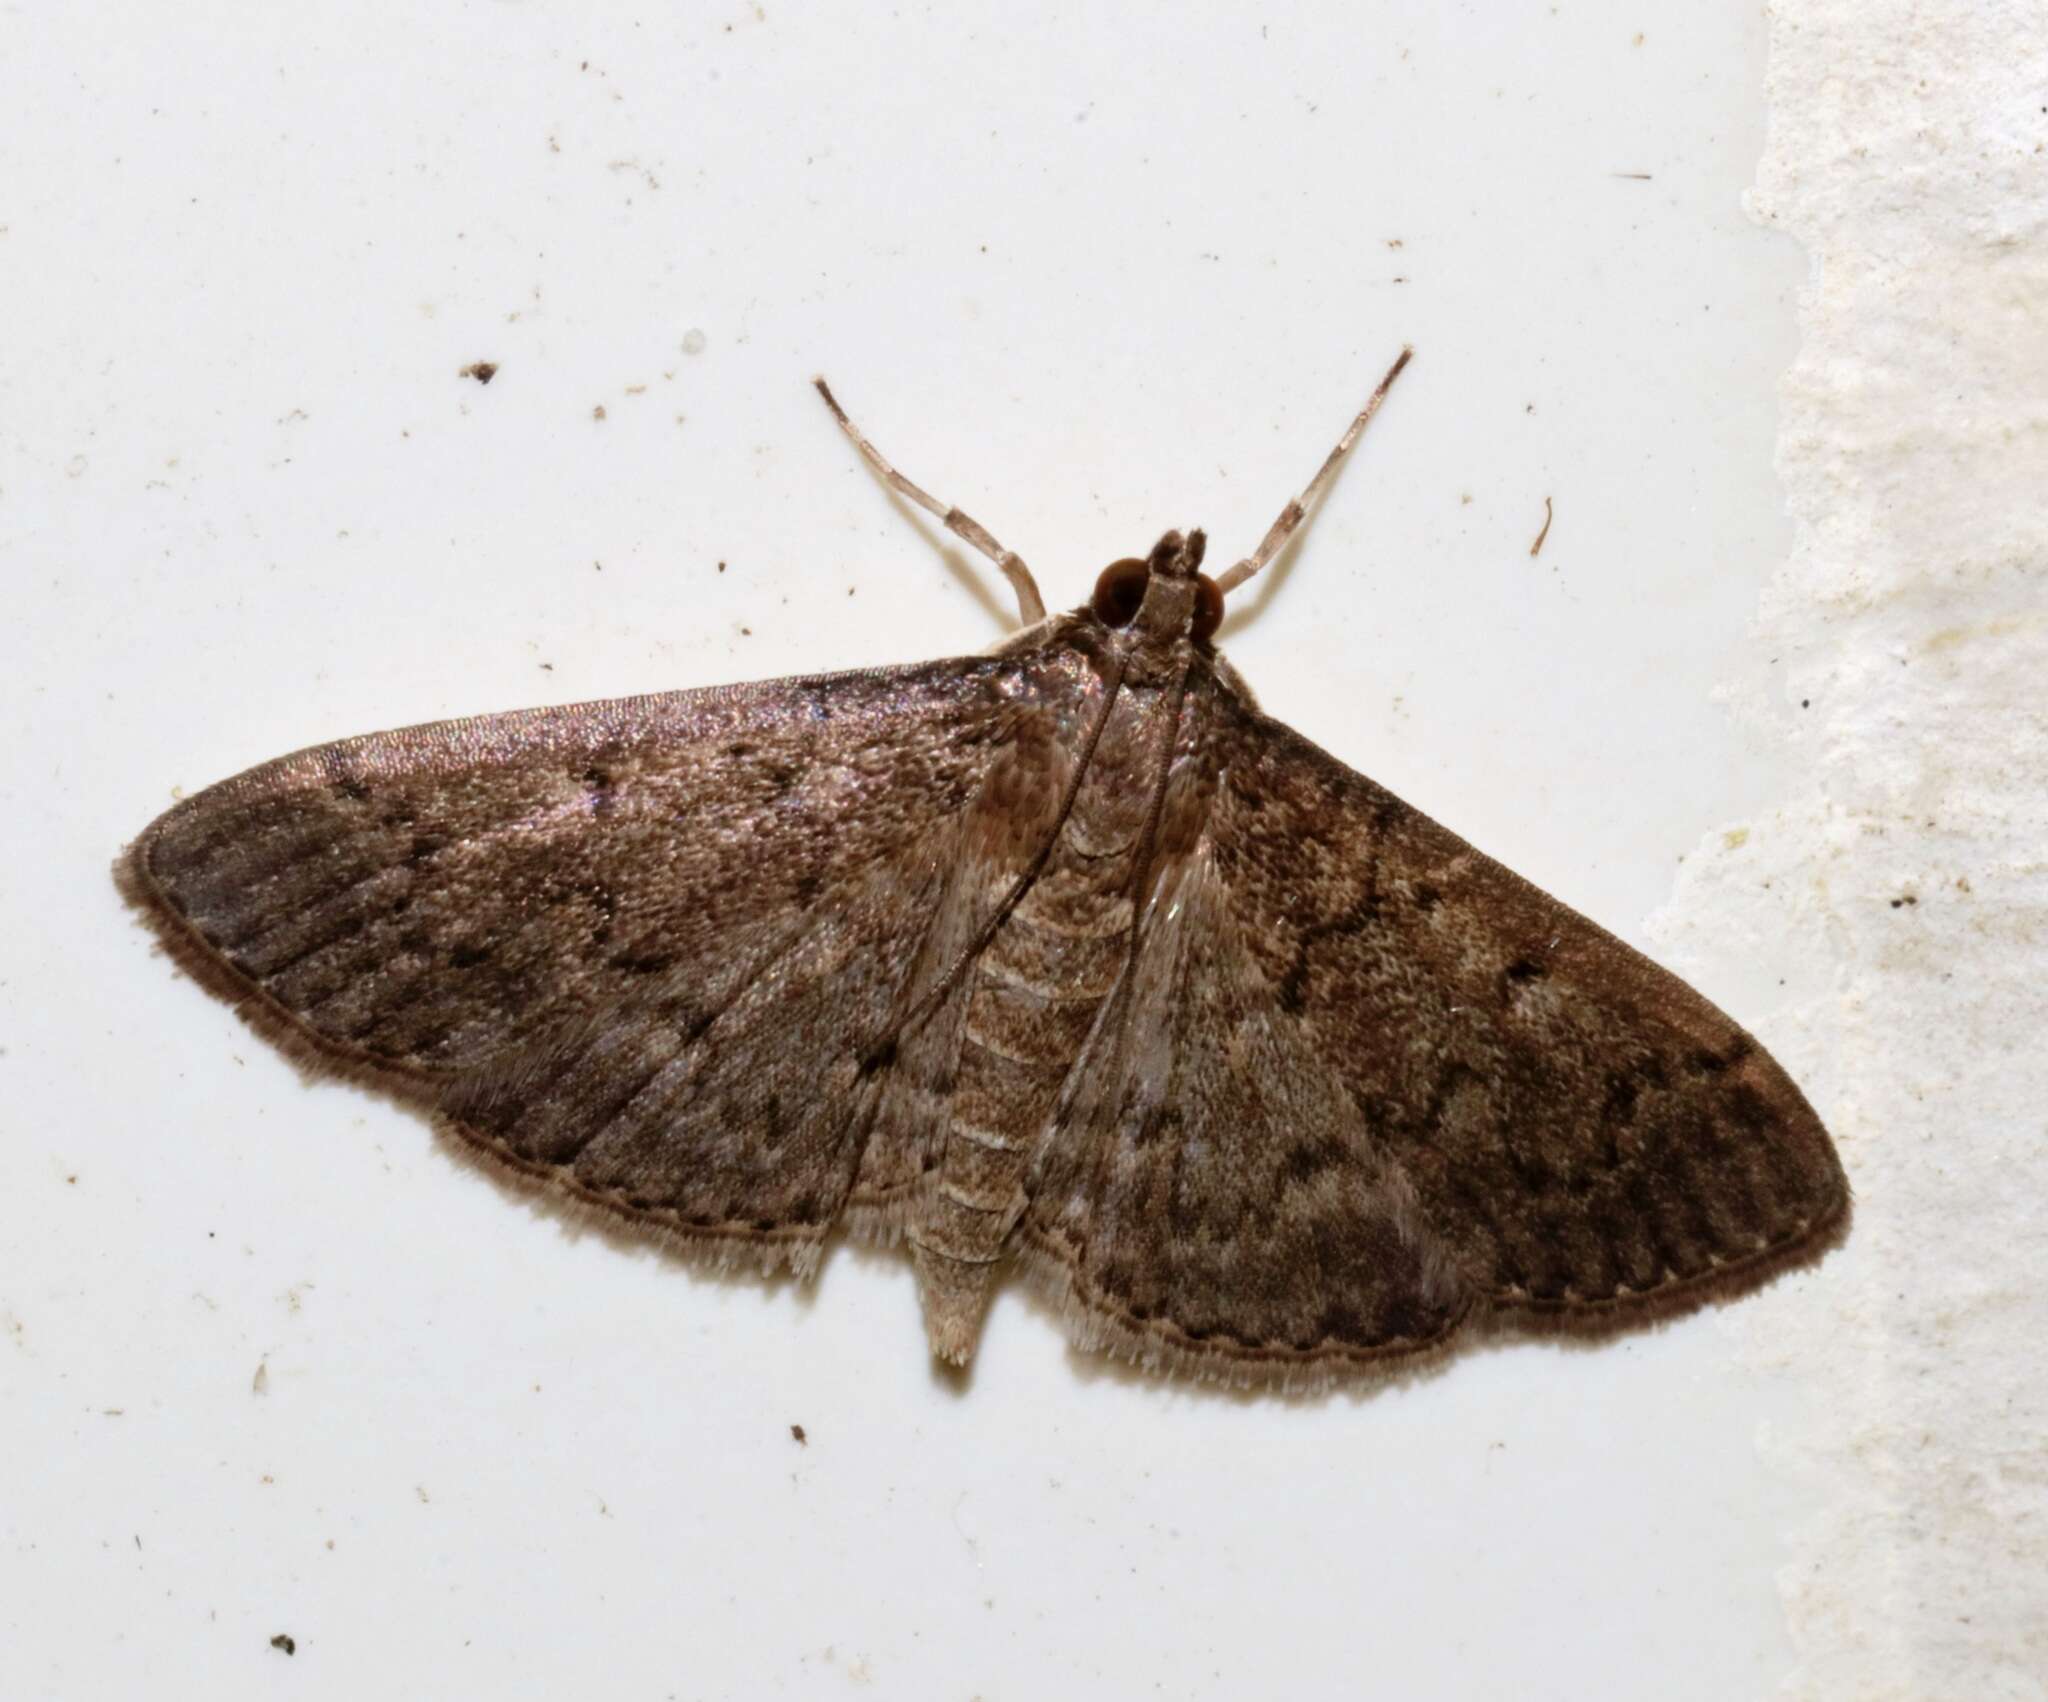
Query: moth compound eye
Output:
[[1091, 558, 1151, 627], [1191, 574, 1225, 644]]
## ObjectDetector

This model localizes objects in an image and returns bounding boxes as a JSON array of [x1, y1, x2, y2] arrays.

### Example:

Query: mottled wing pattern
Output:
[[1190, 669, 1850, 1327], [1022, 831, 1476, 1383], [121, 654, 1073, 1270], [1023, 661, 1846, 1379]]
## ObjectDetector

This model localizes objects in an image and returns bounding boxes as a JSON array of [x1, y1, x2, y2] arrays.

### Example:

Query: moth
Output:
[[120, 351, 1849, 1388]]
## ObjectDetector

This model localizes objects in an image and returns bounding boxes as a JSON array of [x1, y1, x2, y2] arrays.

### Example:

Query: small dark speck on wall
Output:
[[270, 1634, 296, 1656]]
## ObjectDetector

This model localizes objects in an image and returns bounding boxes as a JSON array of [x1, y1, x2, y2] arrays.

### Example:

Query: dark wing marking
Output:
[[1186, 666, 1849, 1328], [1020, 825, 1476, 1387], [121, 651, 1092, 1271]]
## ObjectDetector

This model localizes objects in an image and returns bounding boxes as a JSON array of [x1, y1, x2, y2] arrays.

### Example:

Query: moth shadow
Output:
[[927, 1353, 976, 1400], [866, 483, 1019, 636], [1212, 512, 1313, 645], [1211, 396, 1386, 647]]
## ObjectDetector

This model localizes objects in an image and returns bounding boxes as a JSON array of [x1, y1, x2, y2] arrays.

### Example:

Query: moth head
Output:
[[1091, 529, 1225, 645]]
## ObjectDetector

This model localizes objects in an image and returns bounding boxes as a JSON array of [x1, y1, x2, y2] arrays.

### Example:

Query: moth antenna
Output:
[[813, 377, 1048, 626], [1212, 346, 1414, 596]]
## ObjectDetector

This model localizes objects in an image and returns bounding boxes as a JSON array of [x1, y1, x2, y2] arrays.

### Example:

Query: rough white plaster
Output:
[[1652, 3, 2048, 1693]]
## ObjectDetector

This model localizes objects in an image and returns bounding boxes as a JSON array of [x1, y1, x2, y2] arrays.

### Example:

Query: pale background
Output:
[[3, 3, 2039, 1698]]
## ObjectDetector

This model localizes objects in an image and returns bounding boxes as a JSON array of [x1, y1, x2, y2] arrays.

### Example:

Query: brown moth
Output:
[[118, 351, 1848, 1389]]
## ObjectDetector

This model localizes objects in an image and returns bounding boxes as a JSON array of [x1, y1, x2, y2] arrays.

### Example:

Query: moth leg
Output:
[[813, 376, 1048, 626], [1212, 346, 1414, 595]]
